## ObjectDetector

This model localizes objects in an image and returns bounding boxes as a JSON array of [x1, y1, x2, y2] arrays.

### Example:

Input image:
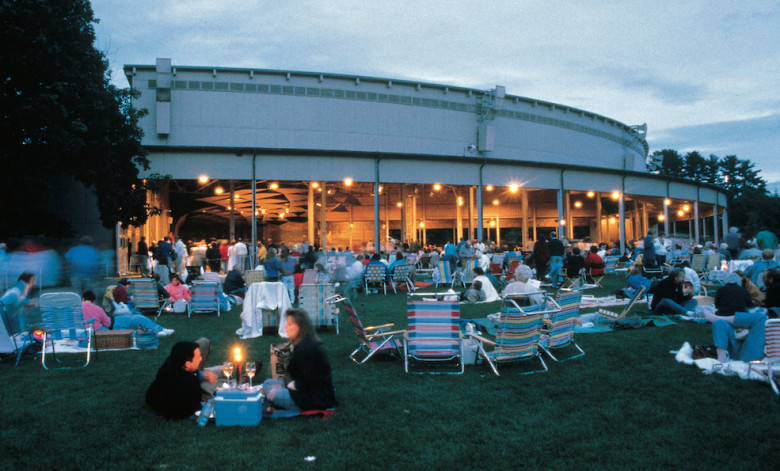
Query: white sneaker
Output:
[[158, 328, 175, 337]]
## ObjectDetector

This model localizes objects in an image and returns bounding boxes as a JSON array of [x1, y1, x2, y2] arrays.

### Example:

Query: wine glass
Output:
[[245, 362, 256, 388], [222, 361, 234, 387]]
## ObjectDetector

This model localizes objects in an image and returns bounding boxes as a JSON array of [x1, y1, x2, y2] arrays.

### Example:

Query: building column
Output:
[[595, 193, 602, 243], [694, 201, 700, 244], [229, 180, 235, 242], [455, 190, 463, 242], [468, 186, 475, 241], [618, 192, 626, 255], [557, 189, 565, 238], [308, 183, 315, 244], [521, 189, 529, 250], [713, 204, 719, 244], [400, 184, 407, 246], [564, 191, 573, 239], [663, 199, 670, 236], [320, 182, 327, 250]]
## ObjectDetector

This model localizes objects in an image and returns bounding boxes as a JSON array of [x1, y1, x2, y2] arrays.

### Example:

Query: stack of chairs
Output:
[[403, 295, 463, 374]]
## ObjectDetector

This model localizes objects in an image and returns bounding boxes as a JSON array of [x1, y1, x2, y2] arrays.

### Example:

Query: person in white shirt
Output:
[[233, 239, 248, 271]]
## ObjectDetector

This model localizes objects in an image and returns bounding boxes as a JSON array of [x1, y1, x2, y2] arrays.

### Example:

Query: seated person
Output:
[[679, 261, 702, 295], [703, 273, 767, 362], [152, 273, 171, 300], [262, 309, 336, 411], [763, 268, 780, 317], [165, 273, 191, 303], [502, 264, 544, 305], [735, 270, 764, 306], [563, 247, 585, 279], [146, 340, 217, 419], [717, 243, 732, 262], [112, 278, 139, 313], [363, 253, 387, 288], [0, 272, 37, 334], [472, 267, 500, 302], [745, 249, 779, 290], [314, 261, 332, 284], [388, 251, 409, 276], [223, 269, 246, 297], [740, 242, 762, 260], [460, 280, 486, 303], [82, 290, 173, 336], [584, 246, 605, 277], [650, 268, 697, 315]]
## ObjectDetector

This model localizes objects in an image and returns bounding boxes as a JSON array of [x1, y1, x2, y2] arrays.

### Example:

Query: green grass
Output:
[[2, 277, 779, 470]]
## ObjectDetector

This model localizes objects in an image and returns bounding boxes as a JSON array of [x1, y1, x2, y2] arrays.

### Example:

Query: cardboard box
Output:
[[215, 389, 263, 426]]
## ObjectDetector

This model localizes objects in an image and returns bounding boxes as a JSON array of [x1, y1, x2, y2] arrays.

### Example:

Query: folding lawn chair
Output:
[[597, 286, 647, 321], [1, 308, 39, 367], [364, 264, 389, 294], [326, 295, 405, 363], [39, 292, 93, 369], [404, 294, 463, 374], [435, 260, 455, 288], [456, 259, 479, 287], [299, 283, 339, 333], [466, 298, 556, 376], [201, 272, 221, 284], [188, 281, 221, 317], [690, 254, 708, 278], [130, 277, 169, 318], [748, 318, 780, 395], [559, 269, 598, 292], [391, 263, 415, 293], [539, 291, 585, 362]]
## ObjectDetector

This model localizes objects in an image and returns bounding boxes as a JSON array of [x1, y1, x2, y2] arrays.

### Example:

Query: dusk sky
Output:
[[92, 0, 780, 184]]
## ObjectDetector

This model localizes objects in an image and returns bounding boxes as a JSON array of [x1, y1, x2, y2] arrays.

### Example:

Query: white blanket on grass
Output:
[[672, 342, 765, 381]]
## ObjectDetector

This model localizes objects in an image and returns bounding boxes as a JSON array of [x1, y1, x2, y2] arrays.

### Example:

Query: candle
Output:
[[234, 347, 242, 386]]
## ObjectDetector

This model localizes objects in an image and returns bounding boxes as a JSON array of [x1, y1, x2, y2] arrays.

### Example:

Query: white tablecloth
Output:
[[728, 260, 754, 273], [236, 282, 291, 339]]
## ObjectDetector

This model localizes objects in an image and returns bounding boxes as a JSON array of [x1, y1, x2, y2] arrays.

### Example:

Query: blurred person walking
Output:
[[65, 236, 100, 295]]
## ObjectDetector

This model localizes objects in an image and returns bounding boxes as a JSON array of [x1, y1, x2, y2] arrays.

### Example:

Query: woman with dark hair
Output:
[[262, 309, 335, 411], [584, 245, 605, 277]]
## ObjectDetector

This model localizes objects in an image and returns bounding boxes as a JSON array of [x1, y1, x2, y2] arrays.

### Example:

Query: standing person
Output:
[[156, 237, 174, 268], [263, 248, 281, 282], [234, 238, 248, 272], [137, 237, 149, 276], [532, 236, 550, 281], [174, 236, 188, 274], [654, 233, 668, 266], [548, 232, 565, 288], [0, 272, 36, 334], [279, 251, 296, 304], [642, 233, 657, 268], [219, 241, 229, 273], [704, 273, 766, 363], [262, 309, 336, 411], [64, 236, 100, 296], [724, 227, 742, 260], [755, 227, 779, 252], [146, 341, 217, 419]]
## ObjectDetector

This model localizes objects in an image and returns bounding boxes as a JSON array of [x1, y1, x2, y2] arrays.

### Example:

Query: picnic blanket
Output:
[[672, 342, 765, 381]]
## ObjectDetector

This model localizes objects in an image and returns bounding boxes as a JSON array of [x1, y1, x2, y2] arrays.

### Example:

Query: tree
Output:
[[682, 151, 707, 180], [0, 0, 156, 237], [719, 155, 767, 197], [647, 149, 684, 176]]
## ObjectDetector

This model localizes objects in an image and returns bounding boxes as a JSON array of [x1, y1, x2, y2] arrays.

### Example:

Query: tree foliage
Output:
[[0, 0, 156, 236]]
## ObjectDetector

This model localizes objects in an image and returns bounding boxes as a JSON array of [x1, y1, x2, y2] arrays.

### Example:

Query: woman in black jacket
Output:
[[263, 309, 336, 411]]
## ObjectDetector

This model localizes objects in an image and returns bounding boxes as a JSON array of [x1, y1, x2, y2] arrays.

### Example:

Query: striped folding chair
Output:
[[435, 260, 455, 288], [454, 258, 478, 288], [188, 282, 220, 318], [299, 283, 339, 333], [540, 291, 584, 362], [39, 292, 93, 369], [364, 264, 388, 294], [748, 319, 780, 395], [604, 255, 620, 276], [467, 299, 555, 376], [327, 295, 404, 363], [505, 260, 520, 280], [690, 254, 708, 277], [404, 296, 463, 374], [130, 278, 169, 318]]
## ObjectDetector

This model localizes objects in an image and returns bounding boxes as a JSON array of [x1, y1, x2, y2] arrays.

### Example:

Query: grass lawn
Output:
[[1, 275, 778, 470]]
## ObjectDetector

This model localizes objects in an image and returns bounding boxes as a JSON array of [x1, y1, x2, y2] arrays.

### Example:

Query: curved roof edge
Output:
[[124, 63, 649, 155]]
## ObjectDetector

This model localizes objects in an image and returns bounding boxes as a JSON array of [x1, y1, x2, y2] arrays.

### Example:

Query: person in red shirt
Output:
[[219, 241, 229, 273], [585, 246, 605, 277]]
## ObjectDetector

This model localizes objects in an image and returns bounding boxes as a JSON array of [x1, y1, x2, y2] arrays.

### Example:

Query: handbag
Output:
[[270, 342, 293, 381], [691, 344, 718, 360]]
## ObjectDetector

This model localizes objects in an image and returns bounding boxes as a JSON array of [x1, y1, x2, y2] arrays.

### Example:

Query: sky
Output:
[[92, 0, 780, 184]]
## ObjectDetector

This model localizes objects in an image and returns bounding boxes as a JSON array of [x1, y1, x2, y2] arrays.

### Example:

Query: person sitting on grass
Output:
[[735, 270, 764, 307], [650, 268, 697, 315], [146, 340, 217, 419], [223, 268, 246, 298], [703, 273, 767, 363], [584, 245, 605, 279], [459, 280, 484, 303], [472, 267, 500, 302], [618, 267, 651, 299], [81, 290, 173, 336], [262, 309, 336, 412], [763, 268, 780, 318], [165, 273, 191, 303]]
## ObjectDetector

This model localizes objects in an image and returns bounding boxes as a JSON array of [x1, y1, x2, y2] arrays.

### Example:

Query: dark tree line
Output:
[[647, 149, 778, 237], [0, 0, 160, 237]]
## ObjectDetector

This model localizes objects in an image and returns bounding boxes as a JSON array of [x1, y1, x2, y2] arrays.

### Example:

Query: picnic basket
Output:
[[94, 329, 135, 350]]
